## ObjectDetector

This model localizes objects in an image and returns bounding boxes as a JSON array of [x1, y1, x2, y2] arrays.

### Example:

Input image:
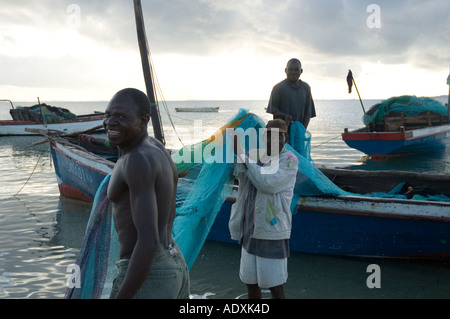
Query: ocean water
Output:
[[0, 98, 449, 299]]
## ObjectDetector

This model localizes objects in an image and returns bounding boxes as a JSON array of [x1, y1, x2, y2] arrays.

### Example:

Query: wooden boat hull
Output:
[[342, 124, 450, 157], [208, 195, 450, 258], [47, 137, 450, 259], [50, 139, 113, 201], [0, 115, 105, 136]]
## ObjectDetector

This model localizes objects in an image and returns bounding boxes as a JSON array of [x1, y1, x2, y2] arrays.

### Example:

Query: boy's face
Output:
[[264, 128, 286, 156]]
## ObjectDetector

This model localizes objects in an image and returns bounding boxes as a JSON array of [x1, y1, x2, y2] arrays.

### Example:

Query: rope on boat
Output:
[[14, 153, 43, 198], [147, 48, 185, 147], [311, 134, 341, 149]]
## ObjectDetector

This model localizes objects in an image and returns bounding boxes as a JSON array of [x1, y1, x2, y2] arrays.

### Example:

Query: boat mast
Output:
[[133, 0, 165, 145]]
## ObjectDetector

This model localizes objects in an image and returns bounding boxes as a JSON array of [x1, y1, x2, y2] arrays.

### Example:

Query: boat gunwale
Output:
[[0, 114, 105, 125], [342, 123, 450, 140], [52, 138, 115, 172]]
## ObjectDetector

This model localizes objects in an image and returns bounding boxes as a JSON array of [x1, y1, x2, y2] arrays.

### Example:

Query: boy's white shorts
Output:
[[239, 247, 288, 289]]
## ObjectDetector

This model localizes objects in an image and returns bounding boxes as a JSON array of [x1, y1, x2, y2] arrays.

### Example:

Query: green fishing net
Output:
[[363, 95, 448, 126]]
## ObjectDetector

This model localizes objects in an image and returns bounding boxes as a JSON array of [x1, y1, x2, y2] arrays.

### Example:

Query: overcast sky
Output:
[[1, 0, 449, 102]]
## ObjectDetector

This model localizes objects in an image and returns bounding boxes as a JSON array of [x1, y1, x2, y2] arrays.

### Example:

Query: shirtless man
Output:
[[104, 88, 189, 299]]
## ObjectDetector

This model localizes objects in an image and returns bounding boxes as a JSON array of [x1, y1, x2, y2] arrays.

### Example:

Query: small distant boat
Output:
[[175, 107, 219, 113], [342, 96, 450, 158], [0, 99, 105, 136]]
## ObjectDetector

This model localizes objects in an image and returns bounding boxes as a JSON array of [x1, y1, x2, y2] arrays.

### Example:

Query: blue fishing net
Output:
[[65, 175, 119, 299], [289, 121, 313, 163], [363, 95, 448, 126]]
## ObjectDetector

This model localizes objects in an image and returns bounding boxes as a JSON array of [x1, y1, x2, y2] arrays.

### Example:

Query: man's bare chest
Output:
[[107, 160, 129, 203]]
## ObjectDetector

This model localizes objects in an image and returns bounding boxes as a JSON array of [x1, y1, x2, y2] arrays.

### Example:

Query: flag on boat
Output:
[[347, 70, 353, 94]]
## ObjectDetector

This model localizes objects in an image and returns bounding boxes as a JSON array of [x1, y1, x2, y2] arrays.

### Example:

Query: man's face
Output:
[[103, 94, 144, 149], [285, 61, 302, 83]]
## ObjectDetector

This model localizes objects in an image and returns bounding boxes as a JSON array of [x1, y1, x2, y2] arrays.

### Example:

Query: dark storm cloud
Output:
[[3, 0, 448, 62], [275, 0, 449, 70], [140, 0, 450, 68], [1, 0, 449, 94]]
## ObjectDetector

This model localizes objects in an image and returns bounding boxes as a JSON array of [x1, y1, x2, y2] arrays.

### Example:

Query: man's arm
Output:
[[303, 115, 310, 130], [266, 85, 281, 115], [302, 84, 316, 129], [114, 153, 160, 299], [272, 111, 293, 127], [229, 130, 297, 193]]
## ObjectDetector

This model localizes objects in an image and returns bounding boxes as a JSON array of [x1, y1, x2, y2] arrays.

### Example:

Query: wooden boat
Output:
[[210, 168, 450, 258], [342, 97, 450, 158], [41, 133, 450, 259], [0, 99, 105, 136], [175, 107, 219, 113]]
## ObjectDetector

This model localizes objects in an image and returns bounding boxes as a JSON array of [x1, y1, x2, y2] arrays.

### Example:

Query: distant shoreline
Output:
[[7, 95, 448, 104]]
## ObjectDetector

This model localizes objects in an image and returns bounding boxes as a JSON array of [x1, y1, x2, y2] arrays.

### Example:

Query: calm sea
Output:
[[1, 98, 449, 299]]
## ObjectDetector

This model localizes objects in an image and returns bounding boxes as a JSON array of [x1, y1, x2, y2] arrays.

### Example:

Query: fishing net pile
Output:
[[9, 103, 77, 123], [363, 95, 448, 126]]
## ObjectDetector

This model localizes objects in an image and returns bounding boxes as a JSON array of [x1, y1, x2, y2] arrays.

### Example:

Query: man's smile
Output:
[[107, 129, 121, 136]]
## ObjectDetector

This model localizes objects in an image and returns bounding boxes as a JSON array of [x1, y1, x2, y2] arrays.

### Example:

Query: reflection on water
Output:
[[351, 149, 450, 173], [0, 193, 90, 299], [0, 136, 86, 298], [191, 241, 450, 299]]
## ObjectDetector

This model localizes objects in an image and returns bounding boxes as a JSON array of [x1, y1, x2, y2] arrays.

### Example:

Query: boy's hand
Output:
[[227, 129, 244, 156]]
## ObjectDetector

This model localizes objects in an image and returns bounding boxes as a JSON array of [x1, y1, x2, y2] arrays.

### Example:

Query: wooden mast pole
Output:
[[133, 0, 165, 145]]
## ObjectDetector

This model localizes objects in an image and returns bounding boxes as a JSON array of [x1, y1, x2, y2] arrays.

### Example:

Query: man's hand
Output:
[[273, 111, 292, 126]]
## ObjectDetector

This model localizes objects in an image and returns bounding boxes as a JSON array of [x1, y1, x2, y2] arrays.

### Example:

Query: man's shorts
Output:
[[109, 243, 190, 299], [239, 247, 288, 289]]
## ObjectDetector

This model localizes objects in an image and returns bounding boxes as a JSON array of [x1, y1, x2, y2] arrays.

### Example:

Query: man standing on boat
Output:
[[104, 88, 189, 299], [228, 119, 298, 299], [267, 58, 316, 129], [267, 59, 316, 156]]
